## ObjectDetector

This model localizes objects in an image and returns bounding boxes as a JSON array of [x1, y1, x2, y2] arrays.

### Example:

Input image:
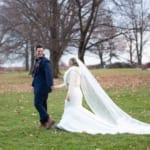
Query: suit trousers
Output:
[[34, 92, 49, 123]]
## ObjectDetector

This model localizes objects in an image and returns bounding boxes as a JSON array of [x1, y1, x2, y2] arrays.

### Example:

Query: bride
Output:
[[54, 57, 150, 135]]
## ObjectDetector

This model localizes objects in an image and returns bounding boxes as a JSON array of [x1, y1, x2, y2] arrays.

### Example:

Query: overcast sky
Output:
[[0, 0, 150, 67]]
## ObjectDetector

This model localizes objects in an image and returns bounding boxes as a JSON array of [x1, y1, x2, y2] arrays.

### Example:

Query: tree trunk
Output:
[[29, 45, 35, 74], [129, 39, 133, 64], [138, 27, 143, 65], [25, 44, 29, 71], [98, 45, 104, 68], [109, 48, 112, 65], [78, 45, 85, 63], [50, 50, 60, 78]]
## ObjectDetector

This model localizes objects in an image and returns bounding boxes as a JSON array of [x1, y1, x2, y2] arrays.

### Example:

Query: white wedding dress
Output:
[[56, 58, 150, 135]]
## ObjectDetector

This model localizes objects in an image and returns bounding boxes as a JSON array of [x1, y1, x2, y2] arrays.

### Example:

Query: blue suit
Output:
[[32, 56, 53, 123]]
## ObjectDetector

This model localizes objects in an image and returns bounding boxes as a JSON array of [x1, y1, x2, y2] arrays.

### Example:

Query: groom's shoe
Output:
[[46, 118, 55, 129], [38, 122, 46, 128]]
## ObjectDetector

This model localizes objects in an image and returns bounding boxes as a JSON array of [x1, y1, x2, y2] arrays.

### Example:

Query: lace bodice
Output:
[[64, 66, 80, 87], [56, 66, 81, 89]]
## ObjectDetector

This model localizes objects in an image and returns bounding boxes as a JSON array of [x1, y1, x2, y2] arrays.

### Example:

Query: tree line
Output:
[[0, 0, 150, 77]]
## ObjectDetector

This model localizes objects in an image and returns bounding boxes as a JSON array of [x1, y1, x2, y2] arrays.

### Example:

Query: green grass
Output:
[[0, 69, 150, 150]]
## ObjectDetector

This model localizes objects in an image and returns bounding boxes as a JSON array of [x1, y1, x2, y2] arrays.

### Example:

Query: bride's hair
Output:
[[69, 58, 79, 66]]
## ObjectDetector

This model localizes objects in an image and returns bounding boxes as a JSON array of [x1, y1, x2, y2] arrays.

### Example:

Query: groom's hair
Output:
[[69, 58, 78, 66], [36, 45, 43, 50]]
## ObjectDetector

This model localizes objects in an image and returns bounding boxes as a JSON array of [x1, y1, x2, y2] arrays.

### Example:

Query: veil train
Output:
[[76, 57, 150, 134]]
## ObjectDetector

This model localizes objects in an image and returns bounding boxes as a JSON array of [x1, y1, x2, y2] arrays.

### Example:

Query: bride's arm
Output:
[[54, 83, 66, 89], [54, 69, 69, 89]]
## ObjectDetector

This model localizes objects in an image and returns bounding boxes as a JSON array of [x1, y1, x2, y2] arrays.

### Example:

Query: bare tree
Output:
[[122, 31, 135, 64], [88, 8, 126, 67], [0, 0, 77, 77], [48, 0, 77, 77], [112, 0, 150, 65], [74, 0, 104, 62], [0, 0, 31, 70]]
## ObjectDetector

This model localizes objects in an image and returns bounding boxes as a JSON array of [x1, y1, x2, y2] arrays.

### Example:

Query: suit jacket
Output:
[[32, 57, 53, 94]]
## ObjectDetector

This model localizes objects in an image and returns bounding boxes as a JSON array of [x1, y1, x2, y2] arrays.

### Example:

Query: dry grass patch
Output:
[[96, 73, 150, 90], [0, 69, 150, 93]]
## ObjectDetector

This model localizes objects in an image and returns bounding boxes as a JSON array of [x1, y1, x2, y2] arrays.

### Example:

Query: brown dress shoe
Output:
[[46, 118, 55, 129], [38, 122, 46, 128]]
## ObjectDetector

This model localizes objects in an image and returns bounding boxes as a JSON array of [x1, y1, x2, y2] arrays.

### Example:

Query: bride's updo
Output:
[[69, 58, 79, 66]]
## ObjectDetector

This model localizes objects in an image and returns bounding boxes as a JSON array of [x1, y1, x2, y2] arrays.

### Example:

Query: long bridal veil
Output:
[[76, 57, 150, 134]]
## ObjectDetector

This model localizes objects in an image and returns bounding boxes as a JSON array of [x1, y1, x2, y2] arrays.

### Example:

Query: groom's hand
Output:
[[51, 86, 55, 90], [32, 87, 34, 93]]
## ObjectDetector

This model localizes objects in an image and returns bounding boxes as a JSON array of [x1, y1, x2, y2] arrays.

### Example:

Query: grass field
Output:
[[0, 69, 150, 150]]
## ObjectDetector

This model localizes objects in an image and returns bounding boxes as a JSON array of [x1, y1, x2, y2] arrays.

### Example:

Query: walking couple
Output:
[[32, 45, 150, 134]]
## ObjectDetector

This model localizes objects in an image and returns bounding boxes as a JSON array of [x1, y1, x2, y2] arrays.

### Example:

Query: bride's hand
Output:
[[67, 95, 70, 101], [52, 85, 58, 90]]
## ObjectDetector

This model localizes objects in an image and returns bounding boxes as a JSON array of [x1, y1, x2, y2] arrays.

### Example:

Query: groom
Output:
[[32, 45, 54, 129]]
